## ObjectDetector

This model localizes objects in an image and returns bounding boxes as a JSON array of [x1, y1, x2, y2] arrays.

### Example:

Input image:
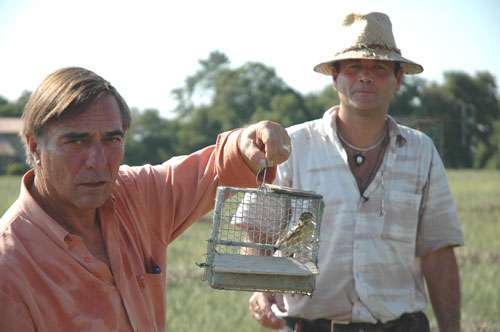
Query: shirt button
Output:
[[84, 256, 92, 263]]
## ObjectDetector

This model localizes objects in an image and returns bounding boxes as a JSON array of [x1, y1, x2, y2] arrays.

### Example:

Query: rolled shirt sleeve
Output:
[[416, 145, 464, 257]]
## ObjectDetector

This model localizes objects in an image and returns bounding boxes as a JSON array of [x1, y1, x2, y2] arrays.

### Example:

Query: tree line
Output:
[[1, 51, 499, 170]]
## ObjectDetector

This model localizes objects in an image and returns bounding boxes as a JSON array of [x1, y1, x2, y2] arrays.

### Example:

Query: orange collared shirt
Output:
[[0, 130, 273, 332]]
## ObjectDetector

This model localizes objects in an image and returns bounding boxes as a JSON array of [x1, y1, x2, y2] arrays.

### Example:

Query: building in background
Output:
[[0, 117, 25, 174]]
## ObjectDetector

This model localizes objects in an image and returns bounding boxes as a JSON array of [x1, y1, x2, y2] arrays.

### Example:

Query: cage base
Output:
[[207, 254, 318, 295]]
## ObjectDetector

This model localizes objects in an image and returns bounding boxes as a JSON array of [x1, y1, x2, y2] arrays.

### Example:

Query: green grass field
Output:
[[1, 171, 499, 331]]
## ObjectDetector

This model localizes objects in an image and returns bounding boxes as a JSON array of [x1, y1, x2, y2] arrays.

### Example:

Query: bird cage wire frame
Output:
[[202, 184, 324, 295]]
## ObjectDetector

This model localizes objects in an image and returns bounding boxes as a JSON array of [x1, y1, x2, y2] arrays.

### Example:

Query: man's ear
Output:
[[395, 70, 404, 91], [331, 64, 340, 89], [331, 75, 337, 91], [331, 66, 338, 80], [27, 135, 41, 165]]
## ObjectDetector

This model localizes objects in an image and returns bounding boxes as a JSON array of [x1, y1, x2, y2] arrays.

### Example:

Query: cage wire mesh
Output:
[[201, 183, 324, 295]]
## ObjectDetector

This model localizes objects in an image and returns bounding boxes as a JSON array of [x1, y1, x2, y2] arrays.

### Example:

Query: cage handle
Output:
[[256, 160, 270, 189]]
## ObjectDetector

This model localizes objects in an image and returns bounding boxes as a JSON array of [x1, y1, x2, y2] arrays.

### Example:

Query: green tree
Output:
[[124, 108, 180, 165], [304, 86, 340, 119], [171, 51, 230, 117], [441, 71, 500, 168], [418, 82, 468, 167], [388, 72, 500, 168], [209, 62, 307, 129], [251, 93, 308, 128], [390, 77, 427, 117], [174, 106, 222, 153], [481, 120, 500, 169], [171, 51, 312, 154], [0, 91, 30, 117], [95, 53, 500, 169]]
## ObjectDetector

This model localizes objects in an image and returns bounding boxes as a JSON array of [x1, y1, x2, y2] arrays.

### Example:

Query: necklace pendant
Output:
[[354, 153, 365, 166]]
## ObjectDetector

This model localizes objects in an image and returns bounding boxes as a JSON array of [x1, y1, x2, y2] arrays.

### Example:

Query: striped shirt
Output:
[[276, 107, 464, 323]]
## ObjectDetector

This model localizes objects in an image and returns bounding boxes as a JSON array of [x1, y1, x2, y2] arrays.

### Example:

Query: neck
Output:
[[336, 104, 388, 147], [31, 171, 98, 236]]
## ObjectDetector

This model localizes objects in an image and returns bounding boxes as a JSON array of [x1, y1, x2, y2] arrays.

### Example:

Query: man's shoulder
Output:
[[0, 207, 28, 272], [287, 118, 325, 140], [112, 164, 169, 210], [116, 164, 167, 181], [0, 200, 21, 237], [396, 123, 436, 150], [0, 217, 32, 301], [114, 164, 157, 190]]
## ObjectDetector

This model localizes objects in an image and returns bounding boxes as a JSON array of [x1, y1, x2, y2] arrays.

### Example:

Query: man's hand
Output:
[[238, 121, 291, 175], [249, 292, 286, 330]]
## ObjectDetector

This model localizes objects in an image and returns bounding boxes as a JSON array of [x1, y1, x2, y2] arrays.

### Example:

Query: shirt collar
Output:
[[386, 114, 407, 147], [17, 170, 116, 245], [17, 170, 69, 245]]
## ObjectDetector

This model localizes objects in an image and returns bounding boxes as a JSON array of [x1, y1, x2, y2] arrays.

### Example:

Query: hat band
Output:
[[336, 43, 402, 56]]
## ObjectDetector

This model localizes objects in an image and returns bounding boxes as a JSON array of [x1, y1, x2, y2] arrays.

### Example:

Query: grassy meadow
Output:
[[1, 170, 499, 331]]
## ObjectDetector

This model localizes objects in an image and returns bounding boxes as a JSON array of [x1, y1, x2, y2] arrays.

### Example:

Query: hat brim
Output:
[[313, 49, 423, 75]]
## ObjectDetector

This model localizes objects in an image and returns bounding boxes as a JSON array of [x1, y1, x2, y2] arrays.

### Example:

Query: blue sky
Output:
[[1, 0, 499, 117]]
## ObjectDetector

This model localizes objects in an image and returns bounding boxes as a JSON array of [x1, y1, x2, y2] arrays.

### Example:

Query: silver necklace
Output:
[[337, 129, 387, 167]]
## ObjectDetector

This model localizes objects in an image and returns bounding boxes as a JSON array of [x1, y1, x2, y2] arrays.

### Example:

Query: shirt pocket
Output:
[[381, 191, 422, 243], [142, 272, 163, 286], [137, 272, 164, 329]]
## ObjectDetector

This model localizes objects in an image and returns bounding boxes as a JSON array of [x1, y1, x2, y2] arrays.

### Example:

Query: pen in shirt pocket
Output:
[[148, 258, 162, 274]]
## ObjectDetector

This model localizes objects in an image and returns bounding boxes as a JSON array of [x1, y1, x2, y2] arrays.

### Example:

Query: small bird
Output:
[[275, 211, 316, 256]]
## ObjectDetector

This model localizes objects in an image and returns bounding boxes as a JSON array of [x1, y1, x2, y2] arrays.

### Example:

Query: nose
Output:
[[85, 143, 107, 169], [358, 68, 374, 83]]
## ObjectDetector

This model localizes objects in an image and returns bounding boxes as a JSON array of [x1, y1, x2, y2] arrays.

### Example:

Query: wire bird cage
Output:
[[201, 183, 324, 295]]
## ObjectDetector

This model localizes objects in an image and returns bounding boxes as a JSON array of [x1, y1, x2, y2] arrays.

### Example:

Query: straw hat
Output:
[[314, 12, 423, 75]]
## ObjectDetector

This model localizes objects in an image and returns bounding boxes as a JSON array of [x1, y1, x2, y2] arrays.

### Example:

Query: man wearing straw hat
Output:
[[248, 12, 463, 332]]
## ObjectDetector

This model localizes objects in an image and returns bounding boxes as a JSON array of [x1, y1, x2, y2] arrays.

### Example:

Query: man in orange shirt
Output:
[[0, 67, 290, 331]]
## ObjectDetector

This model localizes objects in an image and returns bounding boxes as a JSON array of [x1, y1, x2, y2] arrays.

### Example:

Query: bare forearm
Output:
[[422, 246, 461, 332]]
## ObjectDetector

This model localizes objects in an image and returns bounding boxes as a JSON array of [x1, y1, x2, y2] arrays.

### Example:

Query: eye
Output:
[[107, 136, 123, 143], [67, 138, 84, 145], [375, 64, 390, 73], [343, 63, 361, 74]]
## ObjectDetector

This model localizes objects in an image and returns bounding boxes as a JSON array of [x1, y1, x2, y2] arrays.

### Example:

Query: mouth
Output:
[[79, 181, 108, 188], [355, 90, 376, 95]]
